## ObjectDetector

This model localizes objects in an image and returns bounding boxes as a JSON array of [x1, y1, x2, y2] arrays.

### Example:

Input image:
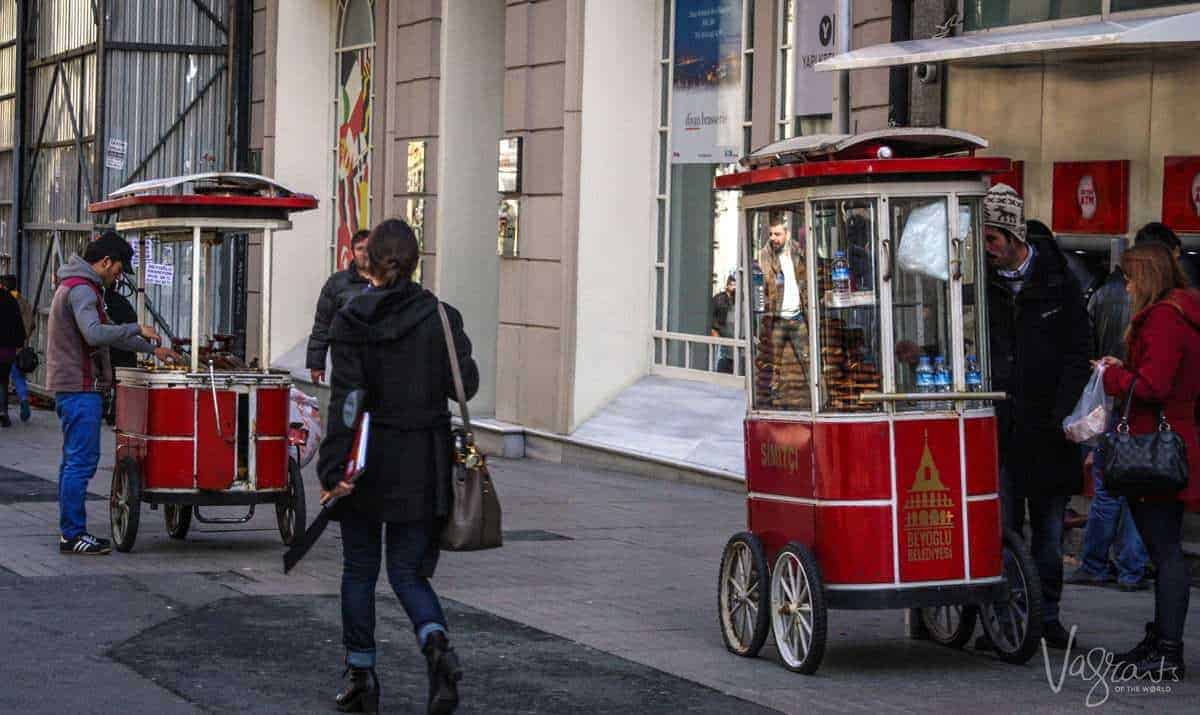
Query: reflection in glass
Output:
[[749, 207, 811, 410], [959, 198, 990, 394], [890, 198, 951, 409], [812, 200, 881, 412]]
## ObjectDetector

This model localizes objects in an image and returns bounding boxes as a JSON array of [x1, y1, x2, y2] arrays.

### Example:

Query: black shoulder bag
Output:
[[1097, 376, 1189, 498]]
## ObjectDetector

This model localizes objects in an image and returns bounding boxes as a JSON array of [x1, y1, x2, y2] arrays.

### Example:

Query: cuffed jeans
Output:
[[1079, 458, 1148, 585], [1001, 468, 1067, 624], [340, 518, 447, 668], [55, 392, 103, 539], [1129, 500, 1190, 643]]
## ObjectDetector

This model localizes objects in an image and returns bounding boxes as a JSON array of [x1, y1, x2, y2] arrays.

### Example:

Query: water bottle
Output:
[[751, 262, 765, 313], [965, 354, 983, 408], [934, 355, 952, 410], [916, 355, 933, 407], [832, 250, 852, 302]]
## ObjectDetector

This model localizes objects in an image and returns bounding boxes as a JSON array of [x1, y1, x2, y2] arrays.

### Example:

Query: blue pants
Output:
[[56, 392, 103, 539], [10, 365, 28, 402], [1078, 458, 1148, 585], [340, 518, 447, 668]]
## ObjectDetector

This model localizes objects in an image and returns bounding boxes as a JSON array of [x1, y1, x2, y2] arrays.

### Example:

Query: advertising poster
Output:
[[794, 1, 842, 116], [671, 0, 742, 164], [1161, 156, 1200, 233], [1051, 161, 1129, 235], [335, 48, 373, 271]]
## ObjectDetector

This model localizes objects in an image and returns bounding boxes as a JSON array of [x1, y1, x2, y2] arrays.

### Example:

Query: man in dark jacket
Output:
[[983, 185, 1090, 649], [306, 229, 370, 384]]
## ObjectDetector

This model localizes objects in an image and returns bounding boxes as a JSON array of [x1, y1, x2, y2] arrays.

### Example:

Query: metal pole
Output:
[[12, 0, 29, 284], [95, 0, 108, 203], [833, 0, 852, 133], [260, 227, 272, 372], [191, 226, 202, 373], [135, 235, 146, 324]]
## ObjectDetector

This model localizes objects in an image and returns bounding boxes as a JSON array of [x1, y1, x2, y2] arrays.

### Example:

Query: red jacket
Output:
[[1103, 288, 1200, 511]]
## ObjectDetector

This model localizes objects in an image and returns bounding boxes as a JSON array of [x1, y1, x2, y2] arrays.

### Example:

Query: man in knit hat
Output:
[[980, 183, 1091, 651]]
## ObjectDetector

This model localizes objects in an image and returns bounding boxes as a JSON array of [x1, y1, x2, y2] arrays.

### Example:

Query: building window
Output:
[[963, 1, 1101, 30], [333, 0, 374, 271], [1111, 0, 1200, 10], [774, 0, 795, 141], [653, 0, 752, 382]]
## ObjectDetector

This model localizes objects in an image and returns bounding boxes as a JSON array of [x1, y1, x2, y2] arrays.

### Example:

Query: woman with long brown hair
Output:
[[1097, 241, 1200, 679]]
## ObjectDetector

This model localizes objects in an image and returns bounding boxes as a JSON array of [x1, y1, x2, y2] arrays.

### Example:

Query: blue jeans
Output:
[[1078, 457, 1148, 584], [10, 365, 28, 402], [1002, 470, 1067, 624], [55, 392, 103, 539], [340, 518, 447, 668]]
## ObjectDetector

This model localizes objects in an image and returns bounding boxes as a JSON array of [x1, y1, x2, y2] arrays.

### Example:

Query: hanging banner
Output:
[[671, 0, 742, 164], [795, 1, 842, 117]]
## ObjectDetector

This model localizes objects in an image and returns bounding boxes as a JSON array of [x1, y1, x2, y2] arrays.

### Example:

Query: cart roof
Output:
[[741, 128, 988, 169], [88, 172, 319, 228]]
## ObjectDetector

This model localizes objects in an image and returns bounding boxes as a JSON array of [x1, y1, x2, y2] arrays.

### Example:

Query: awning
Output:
[[815, 11, 1200, 72]]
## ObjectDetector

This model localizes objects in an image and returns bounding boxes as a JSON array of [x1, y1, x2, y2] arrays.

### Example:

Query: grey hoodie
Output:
[[45, 256, 154, 393]]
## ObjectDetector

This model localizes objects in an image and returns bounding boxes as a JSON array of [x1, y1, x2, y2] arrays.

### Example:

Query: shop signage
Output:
[[670, 0, 742, 164], [498, 199, 519, 258], [1161, 156, 1200, 233], [498, 137, 522, 193], [1051, 160, 1129, 235], [794, 1, 844, 116], [988, 160, 1024, 197]]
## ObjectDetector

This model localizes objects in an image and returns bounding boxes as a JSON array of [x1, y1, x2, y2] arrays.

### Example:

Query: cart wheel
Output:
[[110, 457, 141, 553], [979, 529, 1044, 664], [920, 604, 978, 649], [276, 458, 306, 546], [164, 505, 192, 540], [769, 542, 827, 674], [717, 532, 771, 657]]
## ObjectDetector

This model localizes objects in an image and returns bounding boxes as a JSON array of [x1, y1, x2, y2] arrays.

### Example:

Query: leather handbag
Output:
[[15, 346, 39, 374], [437, 303, 502, 551], [1097, 377, 1190, 498]]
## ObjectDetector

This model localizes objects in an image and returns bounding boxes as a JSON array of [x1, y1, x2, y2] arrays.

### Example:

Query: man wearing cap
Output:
[[982, 184, 1091, 649], [46, 231, 180, 555]]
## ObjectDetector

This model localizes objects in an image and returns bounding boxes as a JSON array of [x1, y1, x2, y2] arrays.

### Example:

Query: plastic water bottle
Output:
[[934, 355, 952, 410], [916, 355, 934, 407], [832, 250, 852, 302], [751, 262, 765, 313], [965, 354, 983, 409]]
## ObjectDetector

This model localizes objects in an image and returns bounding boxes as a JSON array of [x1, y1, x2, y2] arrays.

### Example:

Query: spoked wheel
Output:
[[769, 542, 827, 674], [717, 532, 770, 657], [979, 529, 1044, 664], [276, 458, 307, 546], [110, 457, 142, 553], [920, 604, 978, 648], [164, 505, 192, 540]]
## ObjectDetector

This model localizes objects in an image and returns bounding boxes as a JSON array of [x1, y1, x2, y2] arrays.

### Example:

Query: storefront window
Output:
[[333, 0, 374, 271], [812, 199, 881, 412], [963, 0, 1100, 30]]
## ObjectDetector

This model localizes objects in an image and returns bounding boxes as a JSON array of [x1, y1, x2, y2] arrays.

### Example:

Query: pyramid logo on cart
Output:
[[902, 432, 955, 563]]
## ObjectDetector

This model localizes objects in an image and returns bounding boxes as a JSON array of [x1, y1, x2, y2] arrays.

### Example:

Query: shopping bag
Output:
[[288, 387, 324, 467], [1063, 364, 1112, 445], [896, 200, 950, 282]]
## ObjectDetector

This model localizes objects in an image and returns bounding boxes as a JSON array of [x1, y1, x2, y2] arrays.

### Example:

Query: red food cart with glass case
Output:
[[87, 173, 318, 552], [714, 129, 1044, 674]]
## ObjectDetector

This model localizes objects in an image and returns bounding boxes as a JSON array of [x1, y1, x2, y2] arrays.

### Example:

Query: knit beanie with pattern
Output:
[[983, 183, 1026, 243]]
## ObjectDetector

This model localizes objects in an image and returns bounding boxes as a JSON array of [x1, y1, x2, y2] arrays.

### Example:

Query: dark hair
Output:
[[0, 274, 15, 290], [366, 219, 419, 286], [768, 212, 787, 229], [1026, 219, 1053, 242], [350, 228, 371, 246], [83, 230, 133, 266], [1134, 222, 1181, 252]]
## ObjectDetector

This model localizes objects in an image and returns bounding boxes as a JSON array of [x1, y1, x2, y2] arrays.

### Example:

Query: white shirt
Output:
[[779, 246, 803, 318]]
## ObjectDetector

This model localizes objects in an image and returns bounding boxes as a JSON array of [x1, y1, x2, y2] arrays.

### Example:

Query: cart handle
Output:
[[881, 239, 893, 282], [858, 391, 1008, 403]]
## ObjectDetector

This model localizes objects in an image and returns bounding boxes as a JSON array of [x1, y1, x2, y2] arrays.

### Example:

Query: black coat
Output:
[[988, 236, 1091, 497], [306, 267, 370, 371], [0, 289, 25, 349], [317, 281, 479, 524]]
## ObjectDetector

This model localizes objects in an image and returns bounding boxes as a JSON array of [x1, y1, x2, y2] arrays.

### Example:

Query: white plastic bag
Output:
[[1063, 365, 1112, 445], [896, 201, 950, 282], [289, 387, 324, 467]]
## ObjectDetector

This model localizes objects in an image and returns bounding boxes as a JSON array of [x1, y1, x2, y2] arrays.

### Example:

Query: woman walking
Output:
[[1097, 242, 1200, 678], [0, 283, 27, 428], [317, 218, 478, 713]]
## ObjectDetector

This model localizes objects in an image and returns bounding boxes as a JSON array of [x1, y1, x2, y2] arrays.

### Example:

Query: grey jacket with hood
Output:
[[45, 256, 154, 393]]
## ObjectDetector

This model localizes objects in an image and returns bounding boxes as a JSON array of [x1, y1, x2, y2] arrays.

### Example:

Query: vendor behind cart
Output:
[[46, 231, 181, 555]]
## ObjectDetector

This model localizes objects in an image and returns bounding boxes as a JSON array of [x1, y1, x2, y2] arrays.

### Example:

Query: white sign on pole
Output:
[[794, 1, 843, 117], [145, 262, 174, 286]]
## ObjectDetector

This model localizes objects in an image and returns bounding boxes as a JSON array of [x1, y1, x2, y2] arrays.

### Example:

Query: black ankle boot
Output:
[[422, 631, 462, 714], [1115, 622, 1159, 665], [335, 665, 379, 713], [1134, 639, 1186, 681]]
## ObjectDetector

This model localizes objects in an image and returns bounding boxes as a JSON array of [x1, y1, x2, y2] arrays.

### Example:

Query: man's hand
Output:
[[139, 324, 161, 343], [320, 480, 354, 505], [153, 346, 182, 364], [310, 369, 325, 384]]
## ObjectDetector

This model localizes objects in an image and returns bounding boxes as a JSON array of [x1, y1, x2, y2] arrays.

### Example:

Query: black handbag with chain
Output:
[[1097, 376, 1190, 498]]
